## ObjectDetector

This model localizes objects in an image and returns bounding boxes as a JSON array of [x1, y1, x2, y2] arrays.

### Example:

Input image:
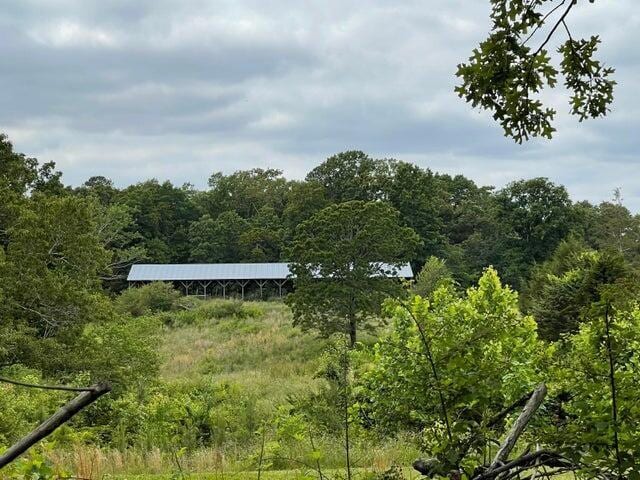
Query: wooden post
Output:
[[200, 281, 212, 299], [217, 280, 229, 299], [256, 280, 268, 299], [0, 383, 111, 469], [180, 281, 193, 296], [238, 280, 250, 300]]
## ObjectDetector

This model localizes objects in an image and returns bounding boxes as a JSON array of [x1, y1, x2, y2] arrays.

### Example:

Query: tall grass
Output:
[[49, 437, 422, 478], [44, 299, 418, 478]]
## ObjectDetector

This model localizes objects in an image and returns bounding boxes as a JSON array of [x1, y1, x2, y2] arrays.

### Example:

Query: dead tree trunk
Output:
[[490, 383, 547, 468], [0, 383, 111, 469], [413, 383, 582, 480]]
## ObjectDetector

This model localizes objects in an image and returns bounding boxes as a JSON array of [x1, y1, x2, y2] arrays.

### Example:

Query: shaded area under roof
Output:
[[127, 263, 414, 281]]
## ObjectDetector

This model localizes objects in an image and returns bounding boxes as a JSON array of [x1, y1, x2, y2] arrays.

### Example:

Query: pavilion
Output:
[[127, 262, 414, 299]]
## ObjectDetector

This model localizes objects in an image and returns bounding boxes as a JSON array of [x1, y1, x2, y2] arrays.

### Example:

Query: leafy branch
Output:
[[456, 0, 615, 143]]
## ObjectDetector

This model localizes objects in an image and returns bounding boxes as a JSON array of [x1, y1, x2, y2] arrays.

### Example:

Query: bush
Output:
[[0, 366, 67, 445], [115, 282, 181, 317], [160, 299, 263, 328], [197, 300, 263, 320], [73, 315, 161, 391], [359, 268, 543, 465], [101, 380, 264, 451]]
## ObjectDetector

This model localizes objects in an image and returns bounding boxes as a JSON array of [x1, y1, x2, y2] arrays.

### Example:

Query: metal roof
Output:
[[128, 263, 413, 281]]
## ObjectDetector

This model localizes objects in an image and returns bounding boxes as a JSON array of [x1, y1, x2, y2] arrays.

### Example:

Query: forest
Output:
[[1, 131, 640, 479]]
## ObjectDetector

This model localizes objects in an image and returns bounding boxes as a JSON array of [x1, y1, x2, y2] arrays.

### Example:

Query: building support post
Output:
[[200, 281, 212, 299], [238, 280, 250, 300], [275, 280, 287, 298], [217, 281, 229, 299], [256, 280, 268, 299], [180, 281, 193, 296]]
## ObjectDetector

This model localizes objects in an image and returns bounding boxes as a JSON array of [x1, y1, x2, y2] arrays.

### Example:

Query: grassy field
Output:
[[159, 302, 327, 402], [49, 300, 421, 479]]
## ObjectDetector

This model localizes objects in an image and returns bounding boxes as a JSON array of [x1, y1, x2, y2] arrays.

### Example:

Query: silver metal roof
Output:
[[128, 263, 413, 281]]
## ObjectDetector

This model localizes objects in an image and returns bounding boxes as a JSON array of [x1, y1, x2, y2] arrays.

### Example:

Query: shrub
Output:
[[161, 300, 264, 328], [101, 381, 264, 451], [0, 366, 67, 445], [358, 268, 544, 470], [115, 282, 181, 317], [196, 300, 263, 320]]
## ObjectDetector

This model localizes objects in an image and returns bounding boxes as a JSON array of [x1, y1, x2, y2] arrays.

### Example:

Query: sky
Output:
[[1, 1, 639, 209]]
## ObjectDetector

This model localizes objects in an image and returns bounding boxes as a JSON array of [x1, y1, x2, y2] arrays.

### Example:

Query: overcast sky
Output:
[[1, 1, 638, 209]]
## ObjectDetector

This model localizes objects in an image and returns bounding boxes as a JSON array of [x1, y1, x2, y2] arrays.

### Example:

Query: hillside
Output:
[[49, 299, 419, 479]]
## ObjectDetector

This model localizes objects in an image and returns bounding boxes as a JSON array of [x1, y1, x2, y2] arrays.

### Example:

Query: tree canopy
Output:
[[287, 201, 420, 346]]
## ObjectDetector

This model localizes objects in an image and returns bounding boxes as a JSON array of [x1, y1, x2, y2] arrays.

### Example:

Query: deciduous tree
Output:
[[287, 201, 420, 347]]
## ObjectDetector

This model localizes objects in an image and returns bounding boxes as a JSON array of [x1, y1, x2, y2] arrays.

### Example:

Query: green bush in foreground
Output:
[[359, 268, 543, 474]]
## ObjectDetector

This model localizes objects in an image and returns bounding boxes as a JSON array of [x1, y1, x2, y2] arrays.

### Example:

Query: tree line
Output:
[[20, 140, 637, 293], [3, 131, 640, 341]]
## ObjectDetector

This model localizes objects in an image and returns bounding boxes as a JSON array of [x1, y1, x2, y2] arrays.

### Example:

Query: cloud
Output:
[[1, 0, 638, 209]]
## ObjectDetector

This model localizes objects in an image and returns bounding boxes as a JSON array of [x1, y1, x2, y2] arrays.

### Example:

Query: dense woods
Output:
[[2, 131, 640, 478]]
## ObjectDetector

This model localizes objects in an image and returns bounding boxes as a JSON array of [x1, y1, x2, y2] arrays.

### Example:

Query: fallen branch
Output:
[[474, 450, 574, 480], [490, 383, 547, 468], [413, 384, 553, 479], [0, 383, 111, 469], [487, 389, 535, 429]]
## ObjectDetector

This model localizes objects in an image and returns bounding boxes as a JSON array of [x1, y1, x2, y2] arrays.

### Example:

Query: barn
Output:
[[127, 262, 414, 299]]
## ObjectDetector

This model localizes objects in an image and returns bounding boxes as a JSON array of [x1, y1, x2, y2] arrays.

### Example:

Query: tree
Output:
[[305, 151, 391, 203], [282, 180, 330, 234], [359, 268, 543, 473], [92, 202, 146, 288], [525, 239, 632, 340], [412, 256, 454, 298], [0, 134, 65, 246], [119, 180, 199, 263], [238, 206, 285, 262], [546, 293, 640, 477], [588, 190, 640, 266], [75, 176, 118, 206], [0, 195, 113, 374], [437, 175, 506, 287], [189, 211, 248, 263], [202, 168, 289, 219], [384, 162, 448, 265], [495, 177, 576, 287], [287, 201, 420, 347], [457, 0, 615, 142]]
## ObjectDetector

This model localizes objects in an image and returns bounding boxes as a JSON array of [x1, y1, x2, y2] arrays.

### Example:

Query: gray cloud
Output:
[[1, 0, 639, 209]]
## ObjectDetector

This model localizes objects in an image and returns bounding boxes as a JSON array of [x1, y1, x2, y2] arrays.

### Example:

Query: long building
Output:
[[127, 262, 414, 299]]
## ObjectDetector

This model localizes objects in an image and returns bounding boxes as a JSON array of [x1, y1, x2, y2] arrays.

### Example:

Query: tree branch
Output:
[[0, 376, 97, 393], [0, 383, 111, 469], [490, 383, 547, 468], [531, 0, 576, 58]]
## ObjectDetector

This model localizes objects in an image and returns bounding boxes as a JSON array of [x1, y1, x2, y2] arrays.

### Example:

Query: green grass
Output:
[[109, 468, 424, 479], [159, 301, 328, 406], [49, 300, 422, 478]]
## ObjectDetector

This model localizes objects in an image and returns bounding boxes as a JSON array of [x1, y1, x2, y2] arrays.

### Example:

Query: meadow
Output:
[[43, 299, 420, 479]]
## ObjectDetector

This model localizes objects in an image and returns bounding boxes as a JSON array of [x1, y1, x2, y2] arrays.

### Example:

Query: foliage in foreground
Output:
[[457, 0, 615, 142], [360, 268, 544, 474], [359, 267, 640, 478]]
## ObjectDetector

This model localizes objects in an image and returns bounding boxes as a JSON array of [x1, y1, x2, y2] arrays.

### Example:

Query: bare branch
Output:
[[0, 376, 97, 393], [0, 383, 111, 469]]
